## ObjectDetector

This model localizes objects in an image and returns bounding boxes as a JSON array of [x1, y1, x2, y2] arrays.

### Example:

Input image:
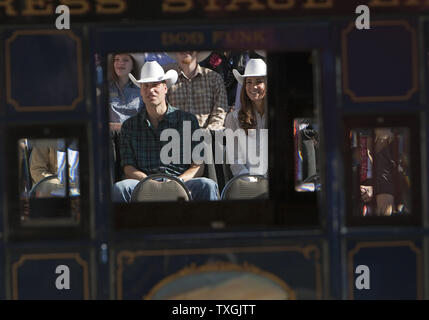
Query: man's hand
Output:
[[123, 165, 147, 181], [360, 185, 373, 203], [178, 163, 204, 182]]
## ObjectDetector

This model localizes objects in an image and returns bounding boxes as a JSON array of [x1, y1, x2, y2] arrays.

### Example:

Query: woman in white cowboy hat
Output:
[[108, 53, 143, 131], [112, 61, 220, 202], [225, 58, 268, 177]]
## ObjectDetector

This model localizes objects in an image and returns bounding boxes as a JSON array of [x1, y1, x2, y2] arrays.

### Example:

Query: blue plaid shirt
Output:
[[119, 105, 201, 177], [109, 80, 143, 123]]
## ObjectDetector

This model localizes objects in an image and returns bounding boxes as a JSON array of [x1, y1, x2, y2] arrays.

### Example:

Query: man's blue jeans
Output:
[[112, 177, 219, 202]]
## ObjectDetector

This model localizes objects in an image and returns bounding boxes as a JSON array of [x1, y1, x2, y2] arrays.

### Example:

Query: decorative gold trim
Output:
[[342, 20, 418, 102], [11, 252, 90, 300], [116, 245, 322, 300], [144, 261, 296, 300], [5, 30, 83, 112], [347, 241, 423, 299]]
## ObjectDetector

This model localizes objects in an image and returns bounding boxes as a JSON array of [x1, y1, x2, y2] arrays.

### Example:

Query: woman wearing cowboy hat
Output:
[[225, 58, 268, 177], [112, 61, 219, 202]]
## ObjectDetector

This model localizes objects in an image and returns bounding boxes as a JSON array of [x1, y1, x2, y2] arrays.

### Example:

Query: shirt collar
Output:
[[178, 64, 203, 80], [141, 104, 178, 127]]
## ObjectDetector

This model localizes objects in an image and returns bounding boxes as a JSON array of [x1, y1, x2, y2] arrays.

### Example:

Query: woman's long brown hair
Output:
[[109, 53, 139, 84], [238, 80, 266, 135]]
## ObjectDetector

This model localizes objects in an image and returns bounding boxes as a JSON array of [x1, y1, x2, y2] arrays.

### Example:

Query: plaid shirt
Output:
[[119, 105, 200, 177], [109, 80, 143, 123], [164, 64, 228, 130]]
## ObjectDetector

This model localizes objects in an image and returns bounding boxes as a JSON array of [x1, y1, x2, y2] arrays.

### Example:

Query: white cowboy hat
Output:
[[129, 61, 178, 88], [233, 58, 267, 85], [166, 51, 212, 63]]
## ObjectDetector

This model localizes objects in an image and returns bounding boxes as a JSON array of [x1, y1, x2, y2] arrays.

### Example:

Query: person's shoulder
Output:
[[122, 110, 143, 127], [171, 106, 198, 122], [200, 65, 221, 77], [225, 109, 239, 129], [173, 106, 196, 119], [126, 80, 140, 91], [201, 66, 224, 86]]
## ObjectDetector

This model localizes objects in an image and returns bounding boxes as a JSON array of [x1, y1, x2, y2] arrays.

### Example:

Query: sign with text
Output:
[[1, 0, 428, 24]]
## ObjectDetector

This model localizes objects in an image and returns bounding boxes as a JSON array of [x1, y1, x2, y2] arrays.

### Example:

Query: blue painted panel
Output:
[[116, 244, 322, 300], [4, 29, 83, 112], [9, 250, 90, 300], [347, 240, 423, 299], [342, 20, 418, 104]]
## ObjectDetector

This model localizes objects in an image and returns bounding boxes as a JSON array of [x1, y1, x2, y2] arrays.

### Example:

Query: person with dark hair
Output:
[[200, 51, 247, 107], [224, 59, 268, 177], [108, 53, 144, 181], [112, 61, 219, 202], [108, 53, 143, 131]]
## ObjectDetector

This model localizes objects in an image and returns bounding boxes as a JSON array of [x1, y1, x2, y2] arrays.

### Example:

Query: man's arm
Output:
[[180, 112, 205, 181], [30, 146, 56, 184], [123, 165, 147, 181], [206, 72, 228, 130], [119, 120, 142, 180], [179, 163, 204, 182]]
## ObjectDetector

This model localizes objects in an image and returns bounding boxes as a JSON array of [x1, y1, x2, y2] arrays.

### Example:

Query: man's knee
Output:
[[197, 177, 218, 191], [112, 179, 139, 202], [194, 177, 219, 200]]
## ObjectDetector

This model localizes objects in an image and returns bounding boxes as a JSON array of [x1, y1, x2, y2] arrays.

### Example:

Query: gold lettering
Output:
[[61, 0, 90, 14], [162, 0, 193, 12], [22, 0, 53, 16], [403, 0, 419, 5], [367, 0, 400, 6], [162, 32, 204, 46], [0, 0, 18, 16], [212, 31, 226, 44], [194, 32, 204, 44], [225, 0, 265, 11], [253, 31, 265, 44], [96, 0, 126, 14], [205, 0, 221, 11], [302, 0, 333, 9], [238, 31, 253, 43], [162, 32, 172, 46], [267, 0, 294, 9]]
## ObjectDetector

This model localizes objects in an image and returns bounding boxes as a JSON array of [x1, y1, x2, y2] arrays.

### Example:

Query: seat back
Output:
[[20, 141, 33, 193], [222, 144, 233, 186], [200, 130, 218, 185], [29, 175, 63, 198], [221, 174, 268, 200], [131, 173, 191, 202]]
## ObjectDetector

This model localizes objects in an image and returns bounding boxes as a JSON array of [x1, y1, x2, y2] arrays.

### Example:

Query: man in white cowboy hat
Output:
[[112, 61, 219, 202], [163, 51, 228, 130]]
